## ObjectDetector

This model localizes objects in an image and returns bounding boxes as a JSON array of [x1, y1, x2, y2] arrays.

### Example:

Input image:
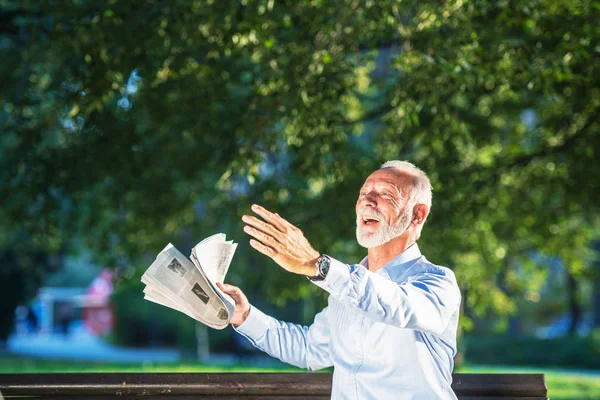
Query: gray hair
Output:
[[380, 160, 432, 236]]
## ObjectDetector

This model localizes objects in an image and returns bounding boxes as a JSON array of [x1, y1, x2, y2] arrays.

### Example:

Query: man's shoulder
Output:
[[404, 258, 462, 309], [403, 257, 457, 284], [416, 257, 454, 273]]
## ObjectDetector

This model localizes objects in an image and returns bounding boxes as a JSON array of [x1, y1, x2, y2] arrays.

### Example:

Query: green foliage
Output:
[[464, 331, 600, 369], [110, 272, 196, 350], [0, 0, 598, 331]]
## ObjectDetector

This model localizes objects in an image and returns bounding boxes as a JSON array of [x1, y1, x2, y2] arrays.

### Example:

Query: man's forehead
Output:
[[363, 168, 410, 186]]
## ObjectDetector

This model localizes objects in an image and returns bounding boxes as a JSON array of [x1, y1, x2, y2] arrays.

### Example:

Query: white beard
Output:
[[356, 207, 412, 248]]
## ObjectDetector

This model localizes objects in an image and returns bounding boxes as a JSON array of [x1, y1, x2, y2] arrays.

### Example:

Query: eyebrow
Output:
[[360, 182, 401, 193]]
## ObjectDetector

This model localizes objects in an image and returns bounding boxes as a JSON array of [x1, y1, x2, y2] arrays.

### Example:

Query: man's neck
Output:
[[367, 235, 415, 272]]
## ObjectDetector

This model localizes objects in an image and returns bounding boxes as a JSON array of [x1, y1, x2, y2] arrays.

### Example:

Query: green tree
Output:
[[1, 0, 598, 334]]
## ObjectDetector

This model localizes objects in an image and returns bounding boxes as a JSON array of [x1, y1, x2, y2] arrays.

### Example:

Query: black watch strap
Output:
[[308, 255, 331, 282]]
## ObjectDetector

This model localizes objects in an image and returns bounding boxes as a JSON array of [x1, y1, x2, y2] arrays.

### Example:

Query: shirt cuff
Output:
[[233, 305, 270, 339], [309, 256, 350, 296]]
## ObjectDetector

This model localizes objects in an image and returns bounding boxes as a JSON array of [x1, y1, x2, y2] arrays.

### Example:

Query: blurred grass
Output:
[[0, 356, 598, 399], [457, 364, 600, 400], [0, 355, 299, 373]]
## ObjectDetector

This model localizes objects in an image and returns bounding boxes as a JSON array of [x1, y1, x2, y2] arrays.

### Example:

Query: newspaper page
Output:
[[192, 240, 237, 283], [189, 234, 237, 311], [141, 241, 235, 330]]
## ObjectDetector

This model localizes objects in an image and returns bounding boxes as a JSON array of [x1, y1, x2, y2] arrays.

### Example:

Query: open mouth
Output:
[[361, 216, 381, 226]]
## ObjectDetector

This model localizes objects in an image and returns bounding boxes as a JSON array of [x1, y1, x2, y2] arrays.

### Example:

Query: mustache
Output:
[[357, 208, 385, 221]]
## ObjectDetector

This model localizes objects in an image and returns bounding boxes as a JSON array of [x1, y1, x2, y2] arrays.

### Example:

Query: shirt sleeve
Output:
[[311, 257, 461, 336], [233, 304, 333, 371]]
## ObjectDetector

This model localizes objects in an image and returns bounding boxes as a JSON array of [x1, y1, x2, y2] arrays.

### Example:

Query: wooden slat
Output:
[[0, 397, 549, 400], [0, 373, 331, 396], [459, 398, 547, 400], [0, 372, 547, 398], [0, 397, 332, 400], [460, 396, 548, 400], [452, 374, 547, 396]]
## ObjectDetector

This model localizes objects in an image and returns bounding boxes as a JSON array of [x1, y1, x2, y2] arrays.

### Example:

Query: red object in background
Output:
[[83, 270, 115, 336]]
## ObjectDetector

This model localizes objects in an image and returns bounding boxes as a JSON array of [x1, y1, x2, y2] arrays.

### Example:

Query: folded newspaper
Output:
[[141, 233, 237, 330]]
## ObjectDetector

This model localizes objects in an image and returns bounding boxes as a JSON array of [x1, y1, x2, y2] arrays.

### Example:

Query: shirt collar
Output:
[[360, 243, 423, 274]]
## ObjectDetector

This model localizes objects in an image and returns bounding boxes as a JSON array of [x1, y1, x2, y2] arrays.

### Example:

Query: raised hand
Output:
[[242, 204, 320, 277]]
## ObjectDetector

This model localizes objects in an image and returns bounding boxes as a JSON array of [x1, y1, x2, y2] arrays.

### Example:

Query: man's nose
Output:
[[361, 191, 377, 207]]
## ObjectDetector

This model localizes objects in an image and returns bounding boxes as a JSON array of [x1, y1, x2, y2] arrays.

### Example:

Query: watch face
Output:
[[308, 255, 330, 282], [319, 255, 330, 277]]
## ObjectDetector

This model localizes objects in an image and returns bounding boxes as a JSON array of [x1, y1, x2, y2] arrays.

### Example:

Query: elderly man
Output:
[[217, 161, 461, 399]]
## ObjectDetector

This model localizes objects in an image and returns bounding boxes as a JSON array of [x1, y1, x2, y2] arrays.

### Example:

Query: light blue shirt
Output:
[[236, 244, 461, 399]]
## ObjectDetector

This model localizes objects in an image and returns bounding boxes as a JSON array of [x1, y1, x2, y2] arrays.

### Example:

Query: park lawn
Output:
[[1, 357, 598, 399], [458, 365, 600, 400], [0, 355, 301, 373], [545, 374, 600, 400]]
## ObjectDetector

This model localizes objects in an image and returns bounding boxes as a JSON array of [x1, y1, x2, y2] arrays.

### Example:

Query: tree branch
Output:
[[337, 103, 398, 126], [467, 106, 600, 175], [505, 107, 600, 170]]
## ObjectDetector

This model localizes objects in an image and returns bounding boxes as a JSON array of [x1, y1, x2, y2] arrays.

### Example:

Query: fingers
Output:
[[242, 215, 283, 242], [249, 204, 291, 232], [216, 282, 233, 291], [242, 205, 295, 253], [217, 282, 241, 298], [249, 238, 276, 258], [243, 225, 283, 252], [217, 282, 249, 304]]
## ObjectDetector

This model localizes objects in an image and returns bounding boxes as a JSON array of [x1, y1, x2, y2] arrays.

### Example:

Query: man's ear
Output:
[[411, 204, 429, 227]]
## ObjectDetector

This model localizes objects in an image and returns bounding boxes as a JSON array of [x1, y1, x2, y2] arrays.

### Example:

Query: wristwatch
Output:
[[309, 254, 331, 281]]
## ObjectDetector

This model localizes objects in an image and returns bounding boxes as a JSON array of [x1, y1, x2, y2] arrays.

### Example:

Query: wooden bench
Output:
[[0, 372, 548, 399]]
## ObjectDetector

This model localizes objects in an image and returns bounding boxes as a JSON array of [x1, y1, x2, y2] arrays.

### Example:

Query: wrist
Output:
[[304, 255, 320, 277], [231, 307, 250, 327]]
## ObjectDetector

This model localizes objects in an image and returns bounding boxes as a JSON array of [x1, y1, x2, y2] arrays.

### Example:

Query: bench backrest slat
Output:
[[0, 373, 548, 398]]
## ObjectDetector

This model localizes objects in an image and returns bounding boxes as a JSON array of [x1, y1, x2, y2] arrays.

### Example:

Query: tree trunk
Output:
[[566, 272, 581, 335], [593, 240, 600, 328], [195, 323, 210, 362], [495, 259, 520, 335]]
